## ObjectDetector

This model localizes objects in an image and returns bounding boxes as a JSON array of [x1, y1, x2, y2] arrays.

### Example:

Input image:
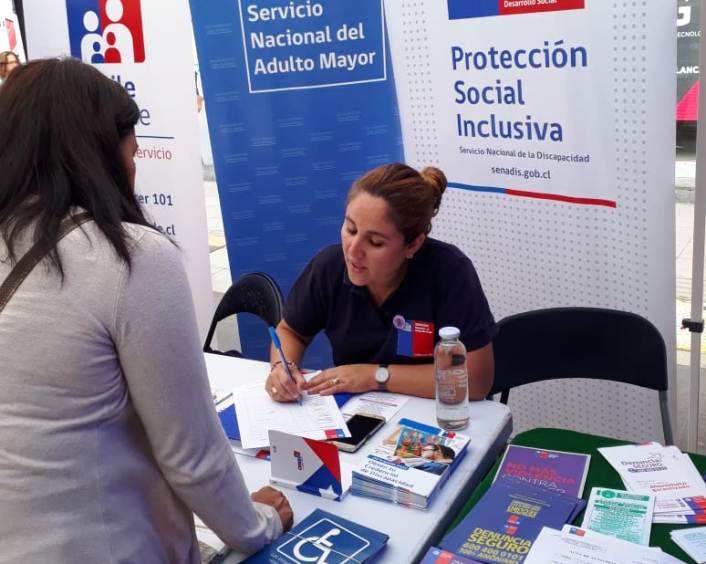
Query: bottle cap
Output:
[[439, 326, 460, 340]]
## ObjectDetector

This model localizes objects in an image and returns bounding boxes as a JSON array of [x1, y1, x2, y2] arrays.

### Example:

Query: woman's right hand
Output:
[[265, 362, 306, 403], [251, 486, 294, 532]]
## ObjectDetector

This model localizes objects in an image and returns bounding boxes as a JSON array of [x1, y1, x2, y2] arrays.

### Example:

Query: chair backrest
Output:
[[203, 272, 284, 355], [491, 307, 673, 443]]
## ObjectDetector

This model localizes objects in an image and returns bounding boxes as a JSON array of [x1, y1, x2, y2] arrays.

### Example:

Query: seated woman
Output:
[[0, 58, 292, 563], [266, 163, 496, 402]]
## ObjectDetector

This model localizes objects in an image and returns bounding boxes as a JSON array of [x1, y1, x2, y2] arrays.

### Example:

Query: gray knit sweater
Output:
[[0, 220, 281, 563]]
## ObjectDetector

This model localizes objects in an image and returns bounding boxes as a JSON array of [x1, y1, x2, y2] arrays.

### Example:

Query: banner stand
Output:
[[685, 0, 706, 452], [23, 0, 214, 339]]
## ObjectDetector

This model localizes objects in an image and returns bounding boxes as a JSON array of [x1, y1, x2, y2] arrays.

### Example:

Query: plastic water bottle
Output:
[[434, 326, 469, 430]]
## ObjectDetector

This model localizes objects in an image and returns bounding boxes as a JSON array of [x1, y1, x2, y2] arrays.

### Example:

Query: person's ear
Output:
[[404, 233, 426, 259]]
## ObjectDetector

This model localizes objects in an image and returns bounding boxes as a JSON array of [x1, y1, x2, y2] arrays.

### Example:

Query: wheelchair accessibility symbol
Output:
[[277, 518, 371, 563]]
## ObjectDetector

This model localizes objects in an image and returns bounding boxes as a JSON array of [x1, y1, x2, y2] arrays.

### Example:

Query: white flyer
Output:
[[340, 391, 409, 422], [598, 444, 706, 511], [670, 527, 706, 563], [524, 526, 685, 564], [581, 487, 654, 545], [233, 382, 351, 449]]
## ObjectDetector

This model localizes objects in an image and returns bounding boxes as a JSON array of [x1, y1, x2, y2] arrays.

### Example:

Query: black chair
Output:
[[490, 307, 674, 444], [203, 272, 284, 357]]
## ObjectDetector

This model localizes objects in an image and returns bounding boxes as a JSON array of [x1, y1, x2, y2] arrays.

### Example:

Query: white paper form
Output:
[[524, 527, 686, 564], [341, 392, 409, 421], [598, 444, 706, 513], [670, 527, 706, 563], [233, 382, 351, 449]]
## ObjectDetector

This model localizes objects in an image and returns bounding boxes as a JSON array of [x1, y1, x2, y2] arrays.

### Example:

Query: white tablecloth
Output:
[[205, 353, 512, 564]]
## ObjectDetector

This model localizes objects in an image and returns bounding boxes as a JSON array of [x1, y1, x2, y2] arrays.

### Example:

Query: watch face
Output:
[[375, 367, 389, 384]]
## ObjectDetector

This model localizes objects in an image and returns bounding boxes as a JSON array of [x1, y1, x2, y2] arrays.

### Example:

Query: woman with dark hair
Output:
[[0, 58, 292, 563], [266, 163, 496, 402], [0, 50, 19, 82]]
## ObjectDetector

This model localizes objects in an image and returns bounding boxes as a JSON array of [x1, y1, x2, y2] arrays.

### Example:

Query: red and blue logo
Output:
[[447, 0, 584, 20], [395, 317, 435, 358], [66, 0, 145, 63]]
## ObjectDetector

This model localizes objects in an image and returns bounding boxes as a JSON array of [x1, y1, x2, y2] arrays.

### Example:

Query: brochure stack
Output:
[[439, 476, 585, 563], [351, 418, 470, 510]]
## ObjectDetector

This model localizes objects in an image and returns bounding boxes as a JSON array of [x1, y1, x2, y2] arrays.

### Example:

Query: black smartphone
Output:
[[329, 413, 386, 453]]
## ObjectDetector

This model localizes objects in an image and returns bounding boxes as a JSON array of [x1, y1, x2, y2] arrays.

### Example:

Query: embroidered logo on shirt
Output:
[[395, 317, 434, 357]]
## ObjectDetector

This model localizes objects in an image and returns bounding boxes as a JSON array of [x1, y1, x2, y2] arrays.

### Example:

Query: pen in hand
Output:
[[268, 326, 302, 405]]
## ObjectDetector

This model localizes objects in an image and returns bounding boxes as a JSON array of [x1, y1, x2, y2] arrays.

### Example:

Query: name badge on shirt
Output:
[[394, 315, 434, 358]]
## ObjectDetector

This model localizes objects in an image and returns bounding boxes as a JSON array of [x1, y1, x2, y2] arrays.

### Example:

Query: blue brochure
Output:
[[243, 508, 388, 563], [440, 477, 581, 563]]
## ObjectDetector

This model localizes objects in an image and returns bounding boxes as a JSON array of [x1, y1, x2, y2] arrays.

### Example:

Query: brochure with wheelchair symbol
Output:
[[242, 508, 389, 563]]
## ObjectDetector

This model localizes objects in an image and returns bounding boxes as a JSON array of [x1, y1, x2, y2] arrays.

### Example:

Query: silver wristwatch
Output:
[[374, 365, 390, 391]]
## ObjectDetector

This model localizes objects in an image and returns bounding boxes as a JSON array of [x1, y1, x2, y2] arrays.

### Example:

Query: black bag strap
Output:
[[0, 212, 93, 314]]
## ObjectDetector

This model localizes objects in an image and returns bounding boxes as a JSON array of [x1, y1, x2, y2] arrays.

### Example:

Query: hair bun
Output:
[[420, 166, 447, 213]]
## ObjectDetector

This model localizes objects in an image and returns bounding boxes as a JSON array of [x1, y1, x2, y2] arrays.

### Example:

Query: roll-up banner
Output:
[[0, 0, 25, 60], [191, 0, 403, 364], [23, 0, 213, 338], [677, 0, 699, 122], [385, 1, 676, 442]]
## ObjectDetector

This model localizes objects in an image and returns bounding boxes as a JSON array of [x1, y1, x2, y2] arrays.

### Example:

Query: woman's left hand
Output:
[[303, 364, 375, 395]]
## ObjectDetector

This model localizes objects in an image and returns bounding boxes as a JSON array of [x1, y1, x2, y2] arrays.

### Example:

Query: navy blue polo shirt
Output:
[[283, 238, 497, 367]]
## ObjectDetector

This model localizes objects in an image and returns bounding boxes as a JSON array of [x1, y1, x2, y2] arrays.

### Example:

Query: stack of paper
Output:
[[351, 418, 470, 510], [524, 525, 685, 563], [212, 389, 271, 459], [439, 476, 585, 563], [599, 443, 706, 524], [232, 382, 351, 450], [670, 527, 706, 563]]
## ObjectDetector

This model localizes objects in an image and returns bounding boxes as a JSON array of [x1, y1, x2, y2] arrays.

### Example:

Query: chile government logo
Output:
[[66, 0, 145, 63], [447, 0, 584, 20]]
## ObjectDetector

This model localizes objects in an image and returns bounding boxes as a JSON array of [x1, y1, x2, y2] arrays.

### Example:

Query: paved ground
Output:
[[203, 171, 706, 453]]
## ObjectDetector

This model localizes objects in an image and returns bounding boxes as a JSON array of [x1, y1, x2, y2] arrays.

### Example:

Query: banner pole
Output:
[[686, 0, 706, 452]]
